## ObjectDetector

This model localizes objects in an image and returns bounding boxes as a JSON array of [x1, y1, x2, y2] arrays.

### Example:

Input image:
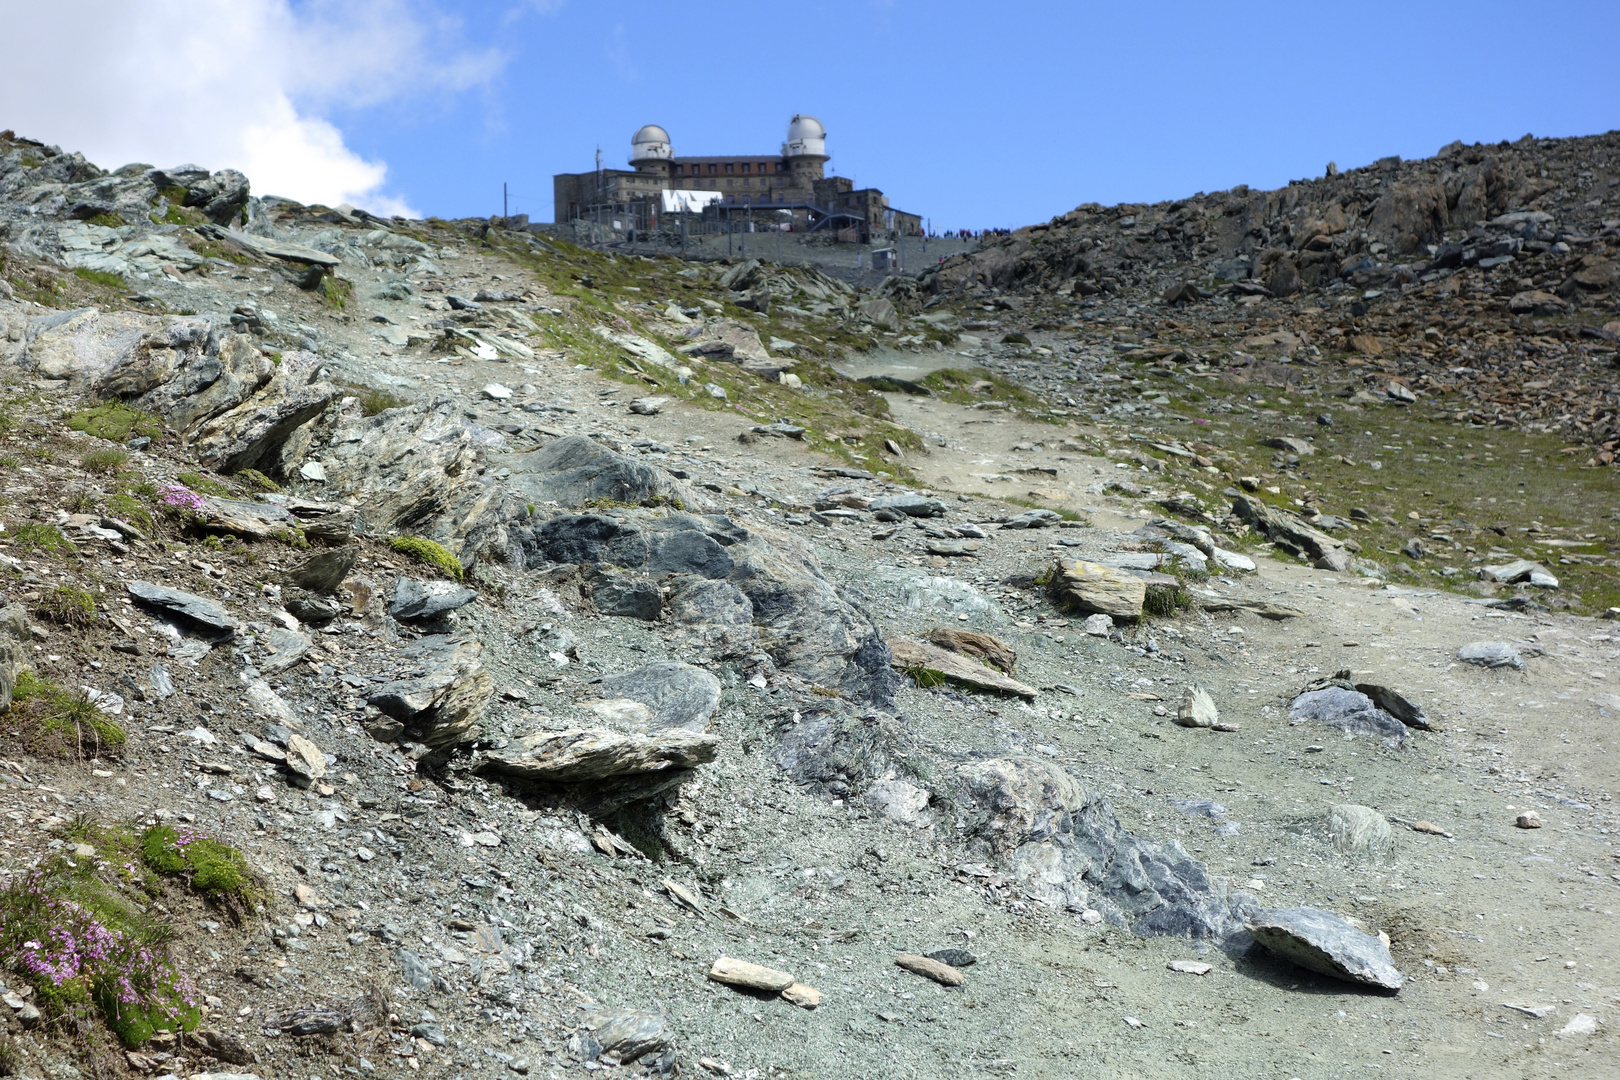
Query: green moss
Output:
[[233, 468, 283, 494], [6, 672, 126, 757], [140, 826, 254, 898], [322, 276, 354, 309], [71, 267, 127, 290], [85, 212, 125, 228], [12, 523, 73, 555], [81, 448, 129, 474], [175, 471, 229, 497], [37, 585, 96, 627], [390, 535, 463, 581], [66, 403, 163, 443]]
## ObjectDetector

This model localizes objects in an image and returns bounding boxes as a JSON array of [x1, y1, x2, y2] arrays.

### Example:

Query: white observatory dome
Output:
[[630, 124, 673, 163], [782, 115, 827, 159]]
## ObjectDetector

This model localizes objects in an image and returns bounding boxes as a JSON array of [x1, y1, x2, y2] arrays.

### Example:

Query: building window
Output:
[[707, 164, 716, 175], [759, 163, 768, 174], [725, 163, 733, 174], [741, 163, 750, 174]]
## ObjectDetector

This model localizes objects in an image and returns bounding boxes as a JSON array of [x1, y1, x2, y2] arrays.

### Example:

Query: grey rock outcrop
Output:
[[388, 578, 478, 623], [954, 757, 1254, 938], [285, 545, 360, 595], [1231, 494, 1351, 572], [588, 663, 722, 732], [1457, 641, 1524, 669]]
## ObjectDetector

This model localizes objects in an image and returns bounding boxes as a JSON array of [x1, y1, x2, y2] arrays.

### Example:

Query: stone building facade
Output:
[[553, 116, 921, 238]]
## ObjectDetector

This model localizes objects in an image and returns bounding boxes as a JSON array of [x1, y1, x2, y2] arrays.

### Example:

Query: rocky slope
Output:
[[0, 129, 1616, 1080]]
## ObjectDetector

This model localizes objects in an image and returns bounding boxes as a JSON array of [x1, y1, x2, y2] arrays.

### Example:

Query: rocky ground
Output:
[[0, 128, 1616, 1080]]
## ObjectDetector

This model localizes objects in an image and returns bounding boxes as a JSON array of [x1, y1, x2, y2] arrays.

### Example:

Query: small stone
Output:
[[1559, 1014, 1599, 1036], [1083, 613, 1112, 636], [299, 460, 327, 482], [1515, 810, 1543, 829], [924, 948, 977, 968], [629, 397, 666, 415], [1080, 909, 1104, 925], [482, 383, 513, 400], [781, 983, 822, 1009], [1167, 960, 1212, 975], [707, 956, 794, 993], [1176, 686, 1219, 729], [284, 733, 327, 787], [293, 883, 320, 909], [1327, 804, 1393, 855], [894, 953, 965, 986]]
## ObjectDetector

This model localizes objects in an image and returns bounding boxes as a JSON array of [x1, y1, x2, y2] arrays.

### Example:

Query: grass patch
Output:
[[12, 523, 73, 556], [104, 492, 154, 529], [4, 672, 125, 758], [70, 267, 126, 291], [66, 403, 162, 443], [175, 471, 229, 498], [80, 448, 128, 474], [85, 212, 126, 228], [37, 585, 96, 627], [356, 387, 407, 416], [389, 536, 463, 581]]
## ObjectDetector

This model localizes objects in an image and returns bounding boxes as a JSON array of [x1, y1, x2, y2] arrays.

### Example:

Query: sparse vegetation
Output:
[[233, 467, 283, 493], [139, 825, 255, 902], [356, 387, 407, 416], [80, 448, 128, 474], [37, 585, 96, 627], [390, 535, 463, 581], [66, 403, 162, 443]]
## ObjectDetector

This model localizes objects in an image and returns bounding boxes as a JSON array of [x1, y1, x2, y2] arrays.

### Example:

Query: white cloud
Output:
[[0, 0, 505, 217]]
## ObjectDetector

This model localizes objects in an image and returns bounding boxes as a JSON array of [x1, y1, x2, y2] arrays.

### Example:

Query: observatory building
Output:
[[552, 115, 920, 240]]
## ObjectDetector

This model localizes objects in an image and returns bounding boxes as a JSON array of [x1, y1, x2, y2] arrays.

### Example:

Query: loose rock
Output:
[[1246, 907, 1403, 990]]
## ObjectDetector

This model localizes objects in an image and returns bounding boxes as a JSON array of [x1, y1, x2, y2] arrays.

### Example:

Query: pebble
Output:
[[707, 956, 794, 994], [894, 954, 965, 987], [1516, 810, 1543, 829], [1167, 961, 1212, 975]]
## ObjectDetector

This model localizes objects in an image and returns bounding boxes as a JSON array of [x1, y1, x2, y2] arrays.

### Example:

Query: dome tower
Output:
[[782, 114, 828, 189], [630, 124, 673, 178]]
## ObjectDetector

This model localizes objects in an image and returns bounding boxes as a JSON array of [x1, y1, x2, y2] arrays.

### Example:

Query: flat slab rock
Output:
[[887, 637, 1037, 699], [126, 582, 240, 635], [1247, 906, 1404, 990], [1046, 559, 1146, 622], [389, 578, 478, 622], [482, 728, 718, 782], [1457, 641, 1524, 669]]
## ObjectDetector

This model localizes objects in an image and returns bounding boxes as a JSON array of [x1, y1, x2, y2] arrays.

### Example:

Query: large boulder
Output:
[[365, 633, 492, 749], [0, 605, 29, 714], [1247, 907, 1403, 990]]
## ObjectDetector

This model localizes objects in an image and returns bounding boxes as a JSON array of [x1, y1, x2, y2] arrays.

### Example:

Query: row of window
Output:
[[674, 161, 781, 176], [678, 178, 779, 189]]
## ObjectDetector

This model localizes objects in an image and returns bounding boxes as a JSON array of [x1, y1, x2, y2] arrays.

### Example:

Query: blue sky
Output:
[[10, 1, 1619, 226]]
